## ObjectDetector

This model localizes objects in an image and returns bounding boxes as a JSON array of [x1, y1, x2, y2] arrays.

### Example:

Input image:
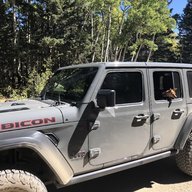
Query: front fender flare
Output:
[[0, 131, 73, 185]]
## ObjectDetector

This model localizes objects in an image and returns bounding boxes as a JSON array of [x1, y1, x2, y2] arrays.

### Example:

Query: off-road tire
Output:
[[176, 134, 192, 176], [0, 169, 47, 192]]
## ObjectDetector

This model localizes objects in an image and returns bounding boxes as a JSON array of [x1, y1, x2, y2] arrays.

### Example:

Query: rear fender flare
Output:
[[174, 113, 192, 150]]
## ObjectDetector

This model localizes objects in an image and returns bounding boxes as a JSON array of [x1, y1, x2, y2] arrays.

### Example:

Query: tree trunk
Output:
[[131, 32, 140, 62], [117, 47, 123, 61], [11, 0, 17, 87], [91, 11, 94, 47], [134, 44, 143, 62], [100, 13, 105, 62], [122, 43, 128, 61], [114, 12, 125, 60], [92, 31, 100, 62], [27, 0, 31, 44], [26, 0, 31, 84], [147, 34, 156, 62], [12, 0, 17, 48], [104, 5, 112, 62]]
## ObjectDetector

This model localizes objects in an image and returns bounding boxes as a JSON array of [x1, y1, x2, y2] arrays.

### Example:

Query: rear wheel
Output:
[[176, 134, 192, 176], [0, 169, 47, 192]]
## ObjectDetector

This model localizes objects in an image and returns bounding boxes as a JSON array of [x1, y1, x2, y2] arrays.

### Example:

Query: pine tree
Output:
[[152, 30, 180, 62], [179, 0, 192, 63]]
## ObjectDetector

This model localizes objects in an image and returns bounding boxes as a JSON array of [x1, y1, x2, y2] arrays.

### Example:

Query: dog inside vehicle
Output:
[[162, 88, 177, 99]]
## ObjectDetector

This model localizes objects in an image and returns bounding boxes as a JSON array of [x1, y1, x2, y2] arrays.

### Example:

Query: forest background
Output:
[[0, 0, 192, 99]]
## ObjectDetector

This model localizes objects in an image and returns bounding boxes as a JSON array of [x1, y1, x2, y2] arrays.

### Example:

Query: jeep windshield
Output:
[[41, 67, 98, 105]]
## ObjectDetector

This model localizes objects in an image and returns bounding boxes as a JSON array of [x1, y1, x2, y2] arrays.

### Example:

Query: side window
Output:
[[153, 71, 182, 100], [101, 72, 143, 104], [187, 71, 192, 97]]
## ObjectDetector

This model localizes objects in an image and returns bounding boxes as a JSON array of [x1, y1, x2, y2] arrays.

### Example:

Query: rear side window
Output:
[[101, 72, 143, 104], [187, 71, 192, 97], [153, 71, 182, 100]]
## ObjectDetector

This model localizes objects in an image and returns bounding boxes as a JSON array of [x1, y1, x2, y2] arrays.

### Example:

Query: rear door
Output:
[[88, 69, 151, 166], [149, 68, 187, 150]]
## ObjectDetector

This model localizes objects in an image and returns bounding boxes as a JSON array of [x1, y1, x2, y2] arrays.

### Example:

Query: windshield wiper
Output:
[[52, 100, 67, 106], [40, 91, 69, 106]]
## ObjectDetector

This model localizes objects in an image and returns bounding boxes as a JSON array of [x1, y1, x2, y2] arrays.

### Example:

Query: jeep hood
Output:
[[0, 99, 64, 131], [0, 99, 51, 111]]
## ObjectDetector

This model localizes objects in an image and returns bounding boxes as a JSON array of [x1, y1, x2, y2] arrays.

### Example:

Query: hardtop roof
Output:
[[58, 62, 192, 70]]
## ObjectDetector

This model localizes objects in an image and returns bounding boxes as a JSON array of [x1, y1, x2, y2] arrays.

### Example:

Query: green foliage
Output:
[[1, 86, 27, 100], [124, 0, 176, 61], [179, 0, 192, 63], [0, 0, 183, 99], [152, 31, 181, 62], [1, 67, 52, 99], [26, 67, 53, 97]]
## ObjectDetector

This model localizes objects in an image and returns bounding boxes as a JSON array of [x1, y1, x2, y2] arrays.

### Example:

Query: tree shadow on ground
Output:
[[48, 157, 191, 192]]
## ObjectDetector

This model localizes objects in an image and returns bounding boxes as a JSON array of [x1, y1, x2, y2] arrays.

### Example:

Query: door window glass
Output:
[[153, 71, 182, 100], [187, 71, 192, 98], [101, 72, 143, 104]]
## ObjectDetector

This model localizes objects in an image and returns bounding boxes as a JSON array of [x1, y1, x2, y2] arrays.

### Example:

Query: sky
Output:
[[169, 0, 188, 15], [169, 0, 188, 32]]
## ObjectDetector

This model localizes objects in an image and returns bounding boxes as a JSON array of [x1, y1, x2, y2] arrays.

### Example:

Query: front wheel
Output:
[[176, 135, 192, 176], [0, 169, 47, 192]]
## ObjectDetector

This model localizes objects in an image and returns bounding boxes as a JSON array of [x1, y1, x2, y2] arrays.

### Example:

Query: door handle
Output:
[[135, 114, 149, 120], [173, 109, 185, 114]]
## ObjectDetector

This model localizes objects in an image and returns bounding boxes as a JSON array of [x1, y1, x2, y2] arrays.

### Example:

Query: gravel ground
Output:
[[49, 157, 192, 192]]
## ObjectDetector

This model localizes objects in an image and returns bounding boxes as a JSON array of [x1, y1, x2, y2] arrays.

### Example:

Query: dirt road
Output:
[[49, 157, 192, 192]]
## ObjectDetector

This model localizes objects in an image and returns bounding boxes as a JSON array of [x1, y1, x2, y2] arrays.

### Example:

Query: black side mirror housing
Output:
[[97, 89, 116, 109]]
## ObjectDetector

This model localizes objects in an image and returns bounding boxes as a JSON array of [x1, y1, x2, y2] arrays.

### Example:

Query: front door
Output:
[[149, 69, 187, 150], [89, 69, 151, 166]]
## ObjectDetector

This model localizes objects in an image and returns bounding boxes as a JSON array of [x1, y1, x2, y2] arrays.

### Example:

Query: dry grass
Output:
[[0, 97, 18, 103], [0, 98, 6, 103], [0, 98, 16, 103]]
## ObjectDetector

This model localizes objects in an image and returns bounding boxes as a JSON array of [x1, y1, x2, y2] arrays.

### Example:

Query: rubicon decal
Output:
[[0, 117, 56, 130]]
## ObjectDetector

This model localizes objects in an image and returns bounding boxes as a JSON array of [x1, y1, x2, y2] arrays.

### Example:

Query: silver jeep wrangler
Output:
[[0, 62, 192, 191]]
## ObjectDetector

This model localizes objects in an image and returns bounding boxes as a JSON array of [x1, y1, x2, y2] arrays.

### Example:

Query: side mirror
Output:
[[97, 89, 116, 109]]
